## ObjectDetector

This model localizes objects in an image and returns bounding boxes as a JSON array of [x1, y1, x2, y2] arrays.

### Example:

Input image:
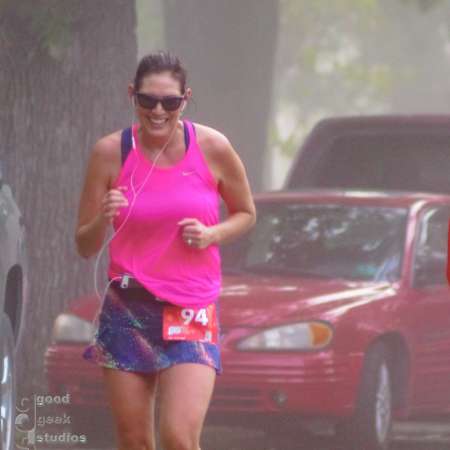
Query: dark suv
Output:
[[0, 163, 28, 450], [285, 115, 450, 194]]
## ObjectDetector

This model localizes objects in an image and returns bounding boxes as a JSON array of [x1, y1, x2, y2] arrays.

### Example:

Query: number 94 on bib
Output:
[[163, 303, 218, 344]]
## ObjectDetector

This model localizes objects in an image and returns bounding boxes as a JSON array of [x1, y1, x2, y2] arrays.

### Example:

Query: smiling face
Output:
[[129, 70, 190, 140]]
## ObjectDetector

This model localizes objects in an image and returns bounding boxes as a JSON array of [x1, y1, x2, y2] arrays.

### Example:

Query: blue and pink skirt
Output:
[[82, 281, 222, 374]]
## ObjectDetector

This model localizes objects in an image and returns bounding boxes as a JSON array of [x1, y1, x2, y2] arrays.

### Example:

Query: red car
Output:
[[210, 190, 450, 450], [45, 190, 450, 450]]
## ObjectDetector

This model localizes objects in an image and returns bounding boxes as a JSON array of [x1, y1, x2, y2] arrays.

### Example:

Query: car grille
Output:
[[210, 386, 262, 411]]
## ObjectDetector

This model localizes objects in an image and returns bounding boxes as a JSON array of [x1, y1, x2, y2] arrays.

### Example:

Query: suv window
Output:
[[289, 133, 450, 194]]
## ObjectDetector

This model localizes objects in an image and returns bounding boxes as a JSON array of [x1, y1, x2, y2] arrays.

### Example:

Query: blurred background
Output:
[[2, 0, 450, 448]]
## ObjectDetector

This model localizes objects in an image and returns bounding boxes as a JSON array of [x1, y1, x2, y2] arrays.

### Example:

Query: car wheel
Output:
[[0, 315, 15, 450], [337, 343, 393, 450]]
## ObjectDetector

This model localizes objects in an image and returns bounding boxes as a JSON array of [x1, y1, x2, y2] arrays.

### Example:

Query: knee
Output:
[[159, 426, 199, 450], [116, 425, 154, 450]]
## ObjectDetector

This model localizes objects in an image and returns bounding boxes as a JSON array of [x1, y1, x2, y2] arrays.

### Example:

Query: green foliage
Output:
[[401, 0, 444, 11], [272, 0, 450, 159]]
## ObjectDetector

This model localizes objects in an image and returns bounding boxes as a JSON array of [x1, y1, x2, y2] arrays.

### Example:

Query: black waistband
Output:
[[109, 277, 167, 302]]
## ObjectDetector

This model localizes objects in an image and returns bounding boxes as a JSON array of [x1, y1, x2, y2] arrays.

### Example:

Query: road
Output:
[[34, 421, 450, 449], [200, 422, 450, 450]]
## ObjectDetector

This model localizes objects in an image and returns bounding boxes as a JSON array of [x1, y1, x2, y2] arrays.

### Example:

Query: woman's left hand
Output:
[[178, 218, 215, 249]]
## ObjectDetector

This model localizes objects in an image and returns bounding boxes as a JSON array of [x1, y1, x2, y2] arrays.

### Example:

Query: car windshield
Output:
[[222, 203, 408, 282]]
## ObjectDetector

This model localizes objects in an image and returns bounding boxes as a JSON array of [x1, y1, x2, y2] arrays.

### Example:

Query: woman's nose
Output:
[[152, 101, 165, 113]]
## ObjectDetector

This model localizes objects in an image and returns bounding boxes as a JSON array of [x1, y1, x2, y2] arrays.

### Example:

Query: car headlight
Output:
[[237, 321, 333, 351], [52, 314, 95, 343]]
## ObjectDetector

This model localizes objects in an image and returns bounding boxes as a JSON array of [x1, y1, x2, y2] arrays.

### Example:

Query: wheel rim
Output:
[[375, 363, 392, 444], [0, 331, 13, 450]]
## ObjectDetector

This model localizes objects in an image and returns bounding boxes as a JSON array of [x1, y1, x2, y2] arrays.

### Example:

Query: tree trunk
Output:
[[0, 0, 137, 395], [163, 0, 279, 191]]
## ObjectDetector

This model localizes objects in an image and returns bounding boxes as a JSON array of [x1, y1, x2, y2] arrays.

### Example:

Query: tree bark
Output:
[[163, 0, 279, 191], [0, 0, 137, 395]]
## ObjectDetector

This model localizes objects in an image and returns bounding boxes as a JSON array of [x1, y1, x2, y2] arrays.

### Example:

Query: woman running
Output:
[[75, 51, 256, 450]]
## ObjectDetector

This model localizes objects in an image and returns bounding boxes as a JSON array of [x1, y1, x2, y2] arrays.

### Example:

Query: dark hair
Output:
[[133, 51, 187, 93]]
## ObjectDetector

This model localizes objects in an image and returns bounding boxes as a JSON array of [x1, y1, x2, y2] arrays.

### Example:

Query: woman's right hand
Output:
[[100, 186, 129, 223]]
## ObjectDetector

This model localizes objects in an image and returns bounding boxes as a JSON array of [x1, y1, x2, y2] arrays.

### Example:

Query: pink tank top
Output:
[[108, 120, 221, 308]]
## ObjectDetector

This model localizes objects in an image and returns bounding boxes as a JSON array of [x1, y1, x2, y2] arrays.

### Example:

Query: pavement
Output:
[[200, 422, 450, 449], [32, 421, 450, 450]]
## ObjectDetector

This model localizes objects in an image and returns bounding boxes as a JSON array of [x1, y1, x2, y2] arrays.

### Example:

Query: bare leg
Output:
[[102, 367, 158, 450], [158, 363, 216, 450]]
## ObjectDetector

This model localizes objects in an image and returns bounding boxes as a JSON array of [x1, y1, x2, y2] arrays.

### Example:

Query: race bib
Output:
[[162, 303, 218, 344]]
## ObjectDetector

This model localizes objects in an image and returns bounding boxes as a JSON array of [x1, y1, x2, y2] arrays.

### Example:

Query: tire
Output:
[[0, 315, 15, 450], [337, 343, 393, 450]]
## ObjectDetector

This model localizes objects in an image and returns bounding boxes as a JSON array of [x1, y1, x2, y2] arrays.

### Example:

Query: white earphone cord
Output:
[[90, 119, 181, 333]]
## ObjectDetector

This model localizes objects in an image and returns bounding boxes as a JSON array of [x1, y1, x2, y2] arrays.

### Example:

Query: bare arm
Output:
[[179, 129, 256, 247], [213, 135, 256, 244], [75, 135, 127, 258]]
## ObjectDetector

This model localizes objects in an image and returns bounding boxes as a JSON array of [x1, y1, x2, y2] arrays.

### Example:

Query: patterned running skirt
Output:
[[82, 281, 222, 374]]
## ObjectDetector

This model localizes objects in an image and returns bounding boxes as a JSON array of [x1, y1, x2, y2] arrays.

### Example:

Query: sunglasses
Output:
[[134, 92, 185, 111]]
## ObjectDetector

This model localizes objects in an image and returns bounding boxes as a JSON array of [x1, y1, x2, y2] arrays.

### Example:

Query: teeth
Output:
[[150, 118, 166, 125]]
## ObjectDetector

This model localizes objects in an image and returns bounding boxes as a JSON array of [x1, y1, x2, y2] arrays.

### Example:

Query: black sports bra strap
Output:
[[121, 127, 133, 166], [183, 120, 197, 153], [121, 123, 195, 166], [183, 121, 190, 151]]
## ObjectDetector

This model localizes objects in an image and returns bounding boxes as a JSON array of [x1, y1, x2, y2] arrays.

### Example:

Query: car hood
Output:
[[67, 276, 397, 327], [219, 274, 397, 328]]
